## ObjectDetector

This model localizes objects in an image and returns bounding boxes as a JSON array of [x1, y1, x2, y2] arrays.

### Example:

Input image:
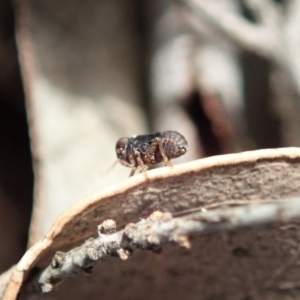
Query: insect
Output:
[[116, 131, 188, 176]]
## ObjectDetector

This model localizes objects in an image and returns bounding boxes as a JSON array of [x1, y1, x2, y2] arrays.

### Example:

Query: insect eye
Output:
[[140, 143, 149, 154], [116, 137, 128, 150], [116, 137, 129, 157]]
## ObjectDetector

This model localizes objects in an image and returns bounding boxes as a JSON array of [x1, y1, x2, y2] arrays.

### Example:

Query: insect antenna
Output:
[[98, 159, 119, 177]]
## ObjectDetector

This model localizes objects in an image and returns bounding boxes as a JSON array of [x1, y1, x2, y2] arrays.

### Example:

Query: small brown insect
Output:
[[116, 131, 188, 176]]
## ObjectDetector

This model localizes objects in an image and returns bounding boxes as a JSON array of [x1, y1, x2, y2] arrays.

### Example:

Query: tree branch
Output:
[[282, 0, 300, 97], [244, 0, 281, 28], [32, 196, 300, 295], [177, 0, 280, 61]]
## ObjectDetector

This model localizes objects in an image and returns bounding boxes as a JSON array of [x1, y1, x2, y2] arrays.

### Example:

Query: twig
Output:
[[31, 196, 300, 295], [177, 0, 279, 60], [244, 0, 281, 28], [176, 0, 300, 96], [282, 0, 300, 96]]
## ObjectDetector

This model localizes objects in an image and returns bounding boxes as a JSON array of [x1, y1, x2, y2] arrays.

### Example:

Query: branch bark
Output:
[[35, 196, 300, 295], [3, 148, 300, 300]]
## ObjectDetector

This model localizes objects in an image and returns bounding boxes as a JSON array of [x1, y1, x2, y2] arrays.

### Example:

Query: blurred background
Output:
[[0, 0, 299, 279]]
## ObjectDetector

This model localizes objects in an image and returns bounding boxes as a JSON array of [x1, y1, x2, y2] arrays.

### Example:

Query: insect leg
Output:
[[128, 155, 138, 177], [128, 152, 148, 177], [129, 167, 137, 177], [133, 149, 148, 175], [153, 137, 173, 167], [136, 153, 148, 174]]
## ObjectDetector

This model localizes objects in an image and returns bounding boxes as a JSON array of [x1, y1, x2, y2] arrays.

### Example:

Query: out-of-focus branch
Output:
[[283, 0, 300, 96], [177, 0, 300, 99], [33, 196, 300, 295], [177, 0, 280, 60], [244, 0, 281, 27]]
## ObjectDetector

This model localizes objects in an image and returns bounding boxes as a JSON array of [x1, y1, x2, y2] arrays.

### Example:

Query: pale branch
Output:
[[35, 197, 300, 295], [244, 0, 281, 28], [174, 0, 300, 99], [282, 0, 300, 97], [177, 0, 279, 60]]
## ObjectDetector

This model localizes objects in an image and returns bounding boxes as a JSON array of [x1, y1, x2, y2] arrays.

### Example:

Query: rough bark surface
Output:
[[2, 148, 300, 300]]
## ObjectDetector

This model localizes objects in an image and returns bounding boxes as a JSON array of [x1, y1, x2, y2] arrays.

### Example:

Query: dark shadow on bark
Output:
[[241, 52, 281, 149], [0, 0, 34, 272], [183, 91, 222, 156]]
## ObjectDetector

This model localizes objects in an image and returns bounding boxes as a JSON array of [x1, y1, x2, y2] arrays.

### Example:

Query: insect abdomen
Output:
[[161, 131, 187, 159]]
